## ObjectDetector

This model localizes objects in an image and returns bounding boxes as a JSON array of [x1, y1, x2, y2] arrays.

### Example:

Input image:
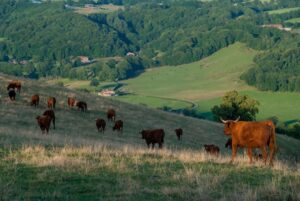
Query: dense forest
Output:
[[1, 0, 300, 90]]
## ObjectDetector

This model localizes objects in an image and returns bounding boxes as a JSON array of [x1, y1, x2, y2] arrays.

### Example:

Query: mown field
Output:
[[1, 74, 300, 200], [73, 4, 124, 15], [286, 17, 300, 24], [267, 7, 300, 15]]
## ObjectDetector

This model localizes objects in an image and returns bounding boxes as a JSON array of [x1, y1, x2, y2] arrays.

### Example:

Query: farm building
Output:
[[98, 89, 116, 97], [261, 24, 292, 31]]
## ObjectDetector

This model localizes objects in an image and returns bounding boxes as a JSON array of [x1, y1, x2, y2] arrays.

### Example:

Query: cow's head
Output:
[[220, 117, 240, 136], [139, 130, 146, 139]]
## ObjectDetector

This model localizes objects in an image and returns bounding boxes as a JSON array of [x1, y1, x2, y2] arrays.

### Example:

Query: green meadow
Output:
[[50, 43, 300, 123], [267, 7, 300, 15], [286, 17, 300, 23]]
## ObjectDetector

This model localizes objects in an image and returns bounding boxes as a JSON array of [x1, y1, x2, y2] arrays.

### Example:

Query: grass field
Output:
[[56, 43, 300, 123], [286, 17, 300, 23], [121, 43, 256, 101], [1, 74, 300, 200], [197, 91, 300, 122], [267, 7, 300, 15], [74, 4, 124, 15]]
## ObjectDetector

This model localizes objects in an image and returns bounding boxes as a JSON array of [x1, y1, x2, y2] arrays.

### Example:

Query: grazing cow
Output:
[[43, 109, 55, 129], [36, 115, 52, 134], [174, 128, 183, 140], [31, 94, 39, 107], [113, 120, 123, 133], [67, 97, 76, 108], [204, 144, 220, 156], [107, 109, 116, 122], [47, 97, 56, 109], [225, 138, 232, 149], [220, 117, 276, 165], [140, 129, 165, 149], [8, 89, 16, 101], [76, 101, 87, 112], [96, 118, 106, 133], [7, 80, 21, 93]]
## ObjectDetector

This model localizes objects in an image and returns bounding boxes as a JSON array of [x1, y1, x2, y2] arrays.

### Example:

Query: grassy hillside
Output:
[[121, 43, 256, 101], [0, 74, 300, 200]]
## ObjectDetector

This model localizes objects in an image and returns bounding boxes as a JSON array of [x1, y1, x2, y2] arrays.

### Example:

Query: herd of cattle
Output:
[[5, 80, 277, 165]]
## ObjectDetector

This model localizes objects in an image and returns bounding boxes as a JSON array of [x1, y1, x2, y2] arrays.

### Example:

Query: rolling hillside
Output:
[[0, 74, 300, 200]]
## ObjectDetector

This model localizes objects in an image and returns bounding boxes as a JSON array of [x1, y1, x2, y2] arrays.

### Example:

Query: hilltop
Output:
[[0, 74, 300, 200]]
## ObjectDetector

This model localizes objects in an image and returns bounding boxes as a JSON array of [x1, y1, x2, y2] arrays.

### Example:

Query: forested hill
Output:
[[1, 0, 300, 92]]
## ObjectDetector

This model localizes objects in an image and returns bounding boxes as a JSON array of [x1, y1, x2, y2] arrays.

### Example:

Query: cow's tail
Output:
[[268, 124, 277, 165]]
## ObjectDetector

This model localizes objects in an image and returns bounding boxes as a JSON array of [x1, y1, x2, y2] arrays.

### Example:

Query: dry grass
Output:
[[1, 145, 299, 201]]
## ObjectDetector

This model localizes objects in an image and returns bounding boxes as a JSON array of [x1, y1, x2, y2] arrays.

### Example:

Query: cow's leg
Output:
[[152, 143, 155, 149], [261, 146, 267, 165], [231, 144, 238, 163], [53, 118, 55, 129], [159, 143, 162, 149], [269, 144, 276, 166], [247, 147, 253, 164]]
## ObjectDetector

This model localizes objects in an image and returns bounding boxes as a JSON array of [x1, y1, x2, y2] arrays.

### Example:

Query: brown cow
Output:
[[204, 144, 220, 156], [140, 129, 165, 149], [76, 101, 87, 112], [36, 115, 52, 134], [31, 94, 39, 107], [174, 128, 183, 140], [221, 117, 276, 165], [96, 118, 106, 133], [47, 97, 56, 109], [113, 120, 123, 133], [67, 97, 76, 108], [107, 109, 116, 122], [8, 89, 16, 101], [7, 80, 21, 93], [43, 109, 55, 129]]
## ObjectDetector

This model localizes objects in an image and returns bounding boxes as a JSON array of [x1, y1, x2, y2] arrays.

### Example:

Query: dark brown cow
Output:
[[43, 109, 55, 129], [204, 144, 220, 156], [36, 115, 52, 134], [96, 118, 106, 133], [113, 120, 123, 133], [7, 80, 21, 93], [76, 101, 87, 112], [8, 89, 16, 101], [140, 129, 165, 149], [107, 109, 116, 122], [67, 97, 76, 108], [225, 138, 232, 149], [47, 97, 56, 109], [221, 117, 276, 165], [174, 128, 183, 140], [31, 94, 39, 107]]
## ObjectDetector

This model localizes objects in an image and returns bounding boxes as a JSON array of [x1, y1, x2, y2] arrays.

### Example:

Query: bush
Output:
[[211, 91, 259, 121], [90, 79, 100, 87]]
